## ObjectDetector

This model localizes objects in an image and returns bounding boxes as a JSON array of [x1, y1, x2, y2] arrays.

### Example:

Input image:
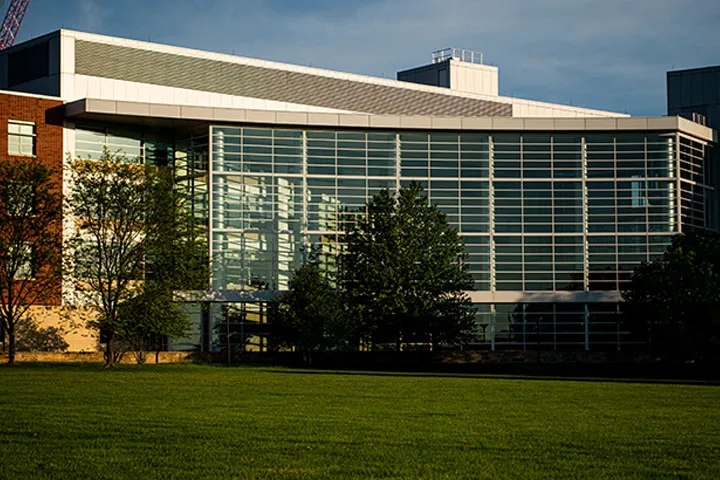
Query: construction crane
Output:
[[0, 0, 31, 50]]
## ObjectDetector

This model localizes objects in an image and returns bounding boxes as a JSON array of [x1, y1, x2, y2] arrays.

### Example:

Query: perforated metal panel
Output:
[[75, 40, 512, 117]]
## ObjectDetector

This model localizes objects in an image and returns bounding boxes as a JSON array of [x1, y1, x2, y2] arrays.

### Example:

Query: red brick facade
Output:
[[0, 92, 64, 306]]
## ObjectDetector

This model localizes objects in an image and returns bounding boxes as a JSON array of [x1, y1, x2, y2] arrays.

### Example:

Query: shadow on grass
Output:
[[3, 360, 719, 387], [252, 365, 720, 387]]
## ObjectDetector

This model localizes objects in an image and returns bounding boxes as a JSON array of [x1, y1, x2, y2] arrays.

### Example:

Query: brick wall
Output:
[[0, 92, 64, 306]]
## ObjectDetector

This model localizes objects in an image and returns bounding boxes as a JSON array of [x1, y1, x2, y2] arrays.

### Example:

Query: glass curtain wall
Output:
[[176, 128, 210, 226], [679, 135, 712, 231], [201, 127, 708, 351], [471, 303, 625, 351], [75, 123, 174, 165]]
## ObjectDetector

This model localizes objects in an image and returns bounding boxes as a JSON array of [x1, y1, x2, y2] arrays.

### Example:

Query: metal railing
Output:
[[691, 112, 708, 126], [432, 48, 484, 65]]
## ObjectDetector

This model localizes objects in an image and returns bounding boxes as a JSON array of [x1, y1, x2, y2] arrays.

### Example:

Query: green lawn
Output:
[[0, 364, 719, 479]]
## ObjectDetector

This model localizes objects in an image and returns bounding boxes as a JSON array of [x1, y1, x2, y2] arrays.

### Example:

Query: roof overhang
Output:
[[63, 98, 717, 142]]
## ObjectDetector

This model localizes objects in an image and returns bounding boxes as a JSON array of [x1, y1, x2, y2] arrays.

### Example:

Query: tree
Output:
[[273, 254, 348, 363], [0, 159, 62, 365], [622, 232, 720, 359], [66, 151, 208, 367], [115, 287, 191, 364], [116, 161, 209, 365], [341, 182, 475, 351]]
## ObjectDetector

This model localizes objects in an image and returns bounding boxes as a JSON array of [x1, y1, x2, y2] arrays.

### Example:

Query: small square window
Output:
[[8, 120, 36, 156]]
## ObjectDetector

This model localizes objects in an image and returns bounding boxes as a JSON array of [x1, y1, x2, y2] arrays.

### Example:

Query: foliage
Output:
[[142, 167, 210, 294], [116, 161, 208, 365], [341, 182, 475, 350], [66, 151, 208, 367], [622, 231, 720, 358], [0, 159, 62, 365], [115, 287, 192, 364], [15, 318, 68, 352], [2, 365, 720, 479], [273, 254, 349, 361]]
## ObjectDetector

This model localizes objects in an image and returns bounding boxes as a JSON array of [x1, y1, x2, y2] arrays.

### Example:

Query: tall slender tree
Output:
[[66, 151, 208, 367], [0, 159, 62, 365], [115, 166, 209, 364]]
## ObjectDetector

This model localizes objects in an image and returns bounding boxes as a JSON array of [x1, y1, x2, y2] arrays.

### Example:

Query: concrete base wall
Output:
[[27, 306, 99, 352], [1, 351, 199, 364]]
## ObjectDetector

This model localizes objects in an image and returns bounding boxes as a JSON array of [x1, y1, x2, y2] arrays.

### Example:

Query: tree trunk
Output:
[[133, 350, 146, 365], [104, 336, 114, 368], [7, 325, 16, 366], [155, 334, 162, 364], [303, 349, 313, 366]]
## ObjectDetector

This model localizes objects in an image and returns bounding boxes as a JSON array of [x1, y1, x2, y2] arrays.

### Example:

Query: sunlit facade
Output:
[[201, 127, 713, 350], [0, 29, 716, 352], [66, 120, 716, 351]]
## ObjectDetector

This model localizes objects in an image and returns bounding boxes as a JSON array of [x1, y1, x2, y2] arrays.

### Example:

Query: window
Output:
[[630, 175, 647, 208], [8, 121, 36, 156]]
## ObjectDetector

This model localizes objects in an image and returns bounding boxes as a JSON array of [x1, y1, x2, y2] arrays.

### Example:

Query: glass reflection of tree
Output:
[[508, 305, 525, 345], [509, 304, 555, 349], [213, 278, 271, 355]]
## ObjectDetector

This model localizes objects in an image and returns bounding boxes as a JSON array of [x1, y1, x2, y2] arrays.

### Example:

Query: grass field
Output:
[[1, 364, 719, 479]]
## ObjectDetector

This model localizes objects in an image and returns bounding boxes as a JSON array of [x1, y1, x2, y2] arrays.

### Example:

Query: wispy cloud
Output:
[[77, 0, 109, 33]]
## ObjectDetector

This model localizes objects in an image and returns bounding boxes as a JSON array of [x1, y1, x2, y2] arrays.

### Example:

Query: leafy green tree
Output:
[[143, 165, 210, 295], [0, 159, 62, 365], [273, 254, 348, 363], [341, 182, 475, 351], [622, 232, 720, 358], [115, 287, 191, 364], [117, 163, 209, 365], [66, 151, 208, 367]]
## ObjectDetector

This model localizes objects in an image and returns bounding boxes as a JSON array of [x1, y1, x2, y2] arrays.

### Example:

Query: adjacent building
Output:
[[668, 65, 720, 129], [0, 30, 716, 353]]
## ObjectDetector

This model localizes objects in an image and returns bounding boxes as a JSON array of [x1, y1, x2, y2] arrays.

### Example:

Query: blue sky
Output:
[[10, 0, 720, 115]]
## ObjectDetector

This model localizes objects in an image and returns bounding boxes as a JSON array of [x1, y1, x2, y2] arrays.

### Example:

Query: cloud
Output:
[[76, 0, 109, 33]]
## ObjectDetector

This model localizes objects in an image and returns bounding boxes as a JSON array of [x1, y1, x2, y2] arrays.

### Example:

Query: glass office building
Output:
[[71, 122, 714, 351], [124, 124, 708, 352]]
